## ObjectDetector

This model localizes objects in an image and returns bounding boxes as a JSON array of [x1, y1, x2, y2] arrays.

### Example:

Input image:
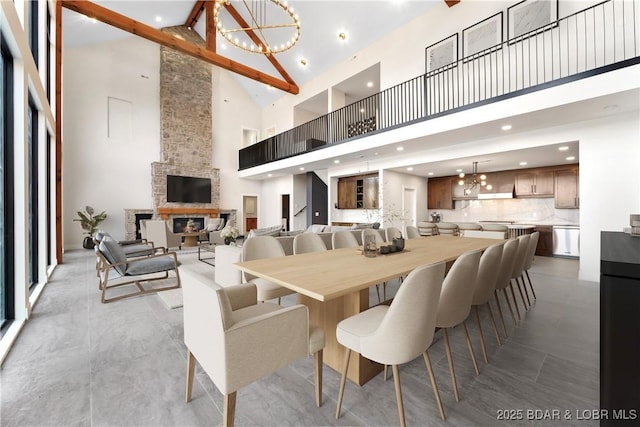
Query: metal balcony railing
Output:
[[239, 0, 639, 170]]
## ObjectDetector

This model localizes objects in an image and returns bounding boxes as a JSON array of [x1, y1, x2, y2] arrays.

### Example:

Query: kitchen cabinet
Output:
[[535, 225, 554, 256], [428, 177, 454, 209], [478, 171, 516, 196], [555, 168, 579, 208], [337, 173, 378, 209], [515, 171, 554, 197]]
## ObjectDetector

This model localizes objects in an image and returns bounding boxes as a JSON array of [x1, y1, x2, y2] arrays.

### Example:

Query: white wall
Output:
[[63, 37, 160, 248], [579, 112, 640, 281], [259, 175, 293, 229], [381, 170, 428, 229], [211, 67, 262, 234]]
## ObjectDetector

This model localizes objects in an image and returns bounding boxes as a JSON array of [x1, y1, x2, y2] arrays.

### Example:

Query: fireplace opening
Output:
[[135, 213, 153, 240], [173, 217, 205, 233]]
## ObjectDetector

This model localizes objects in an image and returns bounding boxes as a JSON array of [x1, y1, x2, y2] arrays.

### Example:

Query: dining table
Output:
[[234, 234, 501, 385]]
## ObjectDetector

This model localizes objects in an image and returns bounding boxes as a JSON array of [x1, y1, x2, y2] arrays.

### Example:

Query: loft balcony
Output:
[[239, 0, 640, 171]]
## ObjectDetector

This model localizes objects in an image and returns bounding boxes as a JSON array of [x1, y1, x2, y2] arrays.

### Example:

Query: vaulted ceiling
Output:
[[61, 0, 448, 106]]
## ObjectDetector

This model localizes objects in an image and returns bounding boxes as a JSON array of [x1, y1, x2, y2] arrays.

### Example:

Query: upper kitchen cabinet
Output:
[[555, 167, 580, 209], [515, 170, 554, 197], [428, 177, 454, 209], [336, 173, 378, 209], [478, 171, 516, 198]]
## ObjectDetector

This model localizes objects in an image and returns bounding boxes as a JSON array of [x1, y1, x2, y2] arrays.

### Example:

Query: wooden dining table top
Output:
[[234, 235, 501, 302]]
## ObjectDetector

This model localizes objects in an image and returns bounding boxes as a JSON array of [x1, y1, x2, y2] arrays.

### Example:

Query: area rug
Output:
[[157, 288, 183, 309]]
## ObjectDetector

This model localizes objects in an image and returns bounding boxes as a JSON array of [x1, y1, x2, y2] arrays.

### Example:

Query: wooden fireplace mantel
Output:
[[157, 207, 220, 219]]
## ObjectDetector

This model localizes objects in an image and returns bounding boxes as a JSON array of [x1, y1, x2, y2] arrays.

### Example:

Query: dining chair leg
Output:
[[375, 284, 382, 304], [509, 282, 522, 321], [462, 321, 480, 375], [516, 276, 529, 310], [423, 351, 446, 421], [383, 282, 387, 301], [503, 288, 518, 326], [473, 306, 489, 364], [392, 365, 406, 427], [525, 270, 537, 299], [442, 328, 460, 402], [520, 275, 532, 308], [335, 349, 351, 419], [514, 278, 528, 312], [186, 350, 196, 402], [223, 392, 236, 427], [494, 291, 508, 338], [314, 350, 323, 407], [384, 364, 388, 381], [486, 302, 502, 346]]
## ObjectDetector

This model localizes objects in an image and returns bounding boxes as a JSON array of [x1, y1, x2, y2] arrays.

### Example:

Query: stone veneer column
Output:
[[160, 26, 212, 168]]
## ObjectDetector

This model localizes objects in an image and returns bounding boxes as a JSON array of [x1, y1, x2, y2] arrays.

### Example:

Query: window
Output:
[[1, 41, 15, 333], [28, 99, 39, 290], [29, 0, 39, 68], [46, 4, 51, 101]]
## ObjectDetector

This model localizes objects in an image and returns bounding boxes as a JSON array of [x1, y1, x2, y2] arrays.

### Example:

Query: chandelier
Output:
[[458, 162, 492, 194], [213, 0, 301, 55]]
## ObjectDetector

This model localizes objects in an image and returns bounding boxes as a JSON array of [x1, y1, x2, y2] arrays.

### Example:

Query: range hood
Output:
[[478, 192, 514, 200]]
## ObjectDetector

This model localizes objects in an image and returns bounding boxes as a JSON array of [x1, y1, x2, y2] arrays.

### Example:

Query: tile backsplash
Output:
[[430, 198, 579, 224]]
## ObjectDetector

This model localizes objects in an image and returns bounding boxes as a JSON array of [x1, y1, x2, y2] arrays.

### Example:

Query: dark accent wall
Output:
[[306, 172, 327, 225]]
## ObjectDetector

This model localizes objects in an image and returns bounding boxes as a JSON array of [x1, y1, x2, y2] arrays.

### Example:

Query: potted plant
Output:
[[186, 218, 196, 232], [74, 206, 107, 249]]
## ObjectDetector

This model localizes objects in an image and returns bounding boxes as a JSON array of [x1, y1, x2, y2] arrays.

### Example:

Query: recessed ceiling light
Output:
[[366, 81, 373, 88], [558, 146, 569, 151], [456, 169, 463, 173], [396, 146, 404, 151], [299, 167, 305, 171], [428, 172, 434, 176], [566, 156, 576, 161], [299, 58, 307, 67], [501, 124, 512, 131], [267, 173, 272, 177], [519, 161, 528, 166], [155, 16, 162, 23], [334, 159, 340, 164], [90, 17, 97, 23], [374, 152, 379, 156], [338, 32, 347, 41], [407, 167, 413, 171]]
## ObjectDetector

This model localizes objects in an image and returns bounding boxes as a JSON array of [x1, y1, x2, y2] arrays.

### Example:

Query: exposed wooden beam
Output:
[[205, 0, 216, 52], [444, 0, 461, 7], [185, 0, 206, 29], [61, 1, 299, 94], [224, 2, 296, 85], [55, 0, 63, 263]]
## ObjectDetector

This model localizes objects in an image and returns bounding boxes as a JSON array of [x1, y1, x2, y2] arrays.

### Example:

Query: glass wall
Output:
[[28, 100, 39, 290]]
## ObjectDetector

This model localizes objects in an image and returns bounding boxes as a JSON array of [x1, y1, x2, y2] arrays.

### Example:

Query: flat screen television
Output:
[[166, 175, 211, 203]]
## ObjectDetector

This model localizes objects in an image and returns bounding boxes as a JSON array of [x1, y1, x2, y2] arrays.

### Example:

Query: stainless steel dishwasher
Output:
[[552, 225, 580, 258]]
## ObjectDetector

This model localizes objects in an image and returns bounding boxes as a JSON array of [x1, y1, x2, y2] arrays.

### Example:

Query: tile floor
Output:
[[0, 250, 600, 426]]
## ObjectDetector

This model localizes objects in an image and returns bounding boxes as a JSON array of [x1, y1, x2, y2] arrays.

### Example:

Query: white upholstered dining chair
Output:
[[522, 231, 540, 302], [293, 232, 327, 254], [242, 236, 295, 303], [494, 238, 520, 337], [405, 225, 421, 239], [183, 279, 325, 426], [385, 226, 402, 241], [435, 249, 482, 402], [335, 262, 447, 425], [471, 242, 505, 363], [331, 230, 359, 249]]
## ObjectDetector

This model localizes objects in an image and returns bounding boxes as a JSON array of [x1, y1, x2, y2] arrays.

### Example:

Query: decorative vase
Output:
[[224, 237, 232, 245], [82, 236, 95, 249]]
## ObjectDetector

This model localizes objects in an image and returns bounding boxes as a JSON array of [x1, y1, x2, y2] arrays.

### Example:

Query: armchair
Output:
[[95, 238, 181, 303], [145, 220, 182, 250], [183, 277, 325, 426]]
